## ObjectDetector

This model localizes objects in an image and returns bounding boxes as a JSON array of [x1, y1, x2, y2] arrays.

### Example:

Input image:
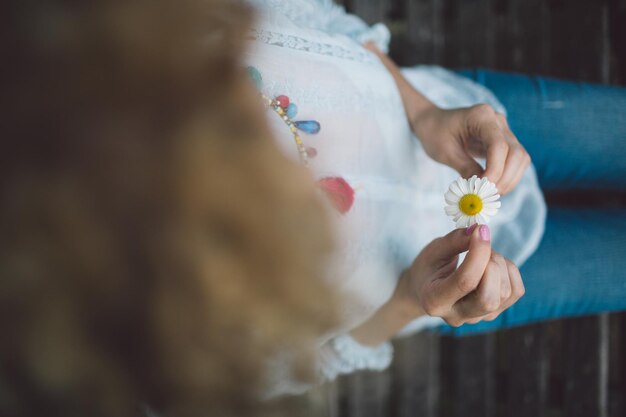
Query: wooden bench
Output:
[[292, 1, 626, 416]]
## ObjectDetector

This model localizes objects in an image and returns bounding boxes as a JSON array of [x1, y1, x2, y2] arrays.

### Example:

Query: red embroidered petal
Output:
[[317, 177, 355, 214]]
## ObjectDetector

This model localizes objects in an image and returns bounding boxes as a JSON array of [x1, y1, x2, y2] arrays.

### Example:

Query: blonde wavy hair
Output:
[[0, 1, 335, 416]]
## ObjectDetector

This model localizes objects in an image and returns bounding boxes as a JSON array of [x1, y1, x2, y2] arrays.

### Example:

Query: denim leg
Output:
[[457, 69, 626, 191], [442, 208, 626, 335]]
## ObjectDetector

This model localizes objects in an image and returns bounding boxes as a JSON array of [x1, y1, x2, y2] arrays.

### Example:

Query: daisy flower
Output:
[[444, 175, 501, 228]]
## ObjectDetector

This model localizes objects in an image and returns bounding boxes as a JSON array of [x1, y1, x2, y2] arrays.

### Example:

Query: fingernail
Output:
[[479, 224, 491, 242], [465, 224, 478, 235]]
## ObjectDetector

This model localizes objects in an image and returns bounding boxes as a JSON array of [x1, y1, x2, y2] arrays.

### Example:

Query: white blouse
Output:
[[245, 0, 546, 395]]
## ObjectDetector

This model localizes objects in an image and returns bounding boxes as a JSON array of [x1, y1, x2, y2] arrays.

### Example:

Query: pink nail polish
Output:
[[465, 224, 478, 235], [479, 224, 491, 242]]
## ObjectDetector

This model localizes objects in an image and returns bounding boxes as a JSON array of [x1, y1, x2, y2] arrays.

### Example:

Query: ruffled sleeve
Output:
[[317, 334, 393, 381], [263, 333, 393, 397], [310, 0, 391, 53], [247, 0, 391, 53]]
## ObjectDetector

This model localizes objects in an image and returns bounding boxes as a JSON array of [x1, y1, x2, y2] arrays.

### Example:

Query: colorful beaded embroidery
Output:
[[247, 66, 355, 214], [247, 66, 320, 167]]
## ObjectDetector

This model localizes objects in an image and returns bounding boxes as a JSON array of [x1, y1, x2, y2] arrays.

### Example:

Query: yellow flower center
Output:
[[459, 194, 483, 216]]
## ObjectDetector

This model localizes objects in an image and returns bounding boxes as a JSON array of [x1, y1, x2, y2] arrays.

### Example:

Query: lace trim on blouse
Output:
[[250, 28, 377, 63]]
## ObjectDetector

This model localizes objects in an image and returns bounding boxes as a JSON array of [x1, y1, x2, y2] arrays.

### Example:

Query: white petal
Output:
[[445, 205, 460, 216], [462, 214, 471, 227], [477, 213, 489, 224], [474, 178, 483, 195], [482, 193, 500, 203], [456, 215, 470, 228], [475, 179, 485, 194], [474, 177, 482, 194], [482, 208, 498, 216], [483, 201, 501, 209], [480, 178, 497, 197], [469, 176, 478, 194], [469, 216, 478, 226], [456, 177, 469, 194], [449, 181, 464, 197], [478, 182, 497, 198], [476, 178, 491, 196], [445, 190, 461, 204]]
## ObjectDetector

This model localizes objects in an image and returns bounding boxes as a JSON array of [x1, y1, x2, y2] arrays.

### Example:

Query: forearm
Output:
[[349, 272, 424, 347], [364, 42, 438, 124]]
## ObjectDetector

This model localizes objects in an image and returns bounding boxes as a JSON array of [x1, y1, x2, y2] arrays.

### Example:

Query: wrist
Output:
[[349, 270, 425, 347], [409, 100, 441, 140], [407, 91, 437, 123], [389, 269, 426, 320]]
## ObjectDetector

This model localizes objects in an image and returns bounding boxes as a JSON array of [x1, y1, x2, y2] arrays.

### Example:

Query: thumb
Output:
[[455, 224, 492, 288], [445, 147, 484, 179], [426, 226, 474, 262], [426, 224, 492, 306]]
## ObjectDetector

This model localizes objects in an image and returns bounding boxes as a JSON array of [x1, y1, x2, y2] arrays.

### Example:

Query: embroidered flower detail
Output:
[[444, 175, 500, 228], [248, 66, 354, 214], [317, 177, 355, 214], [246, 66, 321, 164]]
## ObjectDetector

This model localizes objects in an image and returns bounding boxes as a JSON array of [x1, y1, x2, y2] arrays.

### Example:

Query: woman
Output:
[[0, 0, 335, 415], [245, 0, 626, 390]]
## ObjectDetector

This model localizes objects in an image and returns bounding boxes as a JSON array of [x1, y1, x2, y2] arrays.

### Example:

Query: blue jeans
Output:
[[444, 69, 626, 335]]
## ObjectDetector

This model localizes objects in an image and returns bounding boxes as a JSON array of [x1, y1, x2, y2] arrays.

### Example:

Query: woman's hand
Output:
[[400, 225, 525, 327], [363, 43, 530, 195], [411, 104, 530, 195], [350, 224, 524, 346]]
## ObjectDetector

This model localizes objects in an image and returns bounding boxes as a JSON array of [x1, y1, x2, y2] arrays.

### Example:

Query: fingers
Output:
[[477, 253, 511, 322], [424, 227, 472, 263], [497, 144, 522, 193], [502, 259, 525, 310], [445, 145, 484, 179], [415, 224, 525, 328], [468, 105, 507, 184], [496, 254, 512, 301], [479, 122, 508, 185], [444, 253, 524, 327], [453, 224, 491, 293], [432, 224, 491, 306], [466, 107, 531, 195], [459, 258, 525, 325], [495, 115, 531, 194], [454, 257, 501, 318]]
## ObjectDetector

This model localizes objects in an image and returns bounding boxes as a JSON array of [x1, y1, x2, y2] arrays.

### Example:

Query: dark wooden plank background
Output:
[[343, 0, 626, 84], [298, 1, 626, 416]]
